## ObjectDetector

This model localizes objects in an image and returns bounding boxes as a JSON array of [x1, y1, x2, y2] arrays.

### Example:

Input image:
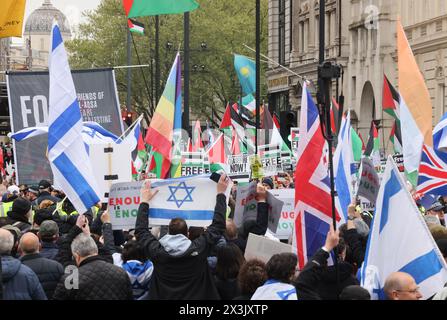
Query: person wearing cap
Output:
[[4, 197, 33, 233], [0, 185, 20, 217], [38, 220, 60, 261], [25, 185, 39, 206], [426, 200, 446, 227], [36, 180, 60, 206], [261, 177, 274, 190]]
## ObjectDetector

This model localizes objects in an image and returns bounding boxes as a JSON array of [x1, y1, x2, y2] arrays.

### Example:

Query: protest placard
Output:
[[233, 182, 283, 233], [258, 144, 282, 177], [357, 157, 380, 204], [90, 143, 132, 202], [291, 128, 299, 158], [109, 181, 142, 230], [227, 154, 250, 182], [7, 69, 123, 185], [269, 189, 295, 240], [180, 152, 206, 176], [244, 233, 293, 264], [392, 154, 404, 172]]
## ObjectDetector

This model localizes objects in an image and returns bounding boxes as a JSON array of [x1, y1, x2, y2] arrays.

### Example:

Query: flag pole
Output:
[[115, 115, 143, 143], [255, 0, 260, 155]]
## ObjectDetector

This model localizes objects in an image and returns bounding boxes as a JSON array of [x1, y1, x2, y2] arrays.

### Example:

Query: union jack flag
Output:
[[293, 83, 342, 270], [417, 145, 447, 196], [417, 114, 447, 197]]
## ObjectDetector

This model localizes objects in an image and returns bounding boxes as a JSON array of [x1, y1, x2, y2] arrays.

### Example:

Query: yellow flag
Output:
[[0, 0, 26, 39]]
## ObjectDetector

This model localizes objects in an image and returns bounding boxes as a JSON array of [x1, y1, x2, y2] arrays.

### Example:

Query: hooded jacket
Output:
[[6, 210, 31, 233], [135, 193, 227, 300], [1, 255, 47, 300]]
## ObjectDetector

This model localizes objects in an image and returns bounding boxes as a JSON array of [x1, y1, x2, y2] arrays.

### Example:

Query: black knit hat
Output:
[[12, 197, 32, 216], [262, 177, 274, 189]]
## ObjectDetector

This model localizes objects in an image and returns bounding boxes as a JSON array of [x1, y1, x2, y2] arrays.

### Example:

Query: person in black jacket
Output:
[[135, 175, 230, 300], [36, 180, 60, 206], [55, 215, 114, 268], [213, 242, 245, 300], [53, 226, 133, 300], [5, 197, 32, 233], [293, 224, 340, 300], [0, 228, 47, 300], [18, 232, 64, 299]]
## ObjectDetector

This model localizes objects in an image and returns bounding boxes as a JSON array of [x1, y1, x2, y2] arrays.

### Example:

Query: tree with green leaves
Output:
[[67, 0, 268, 126]]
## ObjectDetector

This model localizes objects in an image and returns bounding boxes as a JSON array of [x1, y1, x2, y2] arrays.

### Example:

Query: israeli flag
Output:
[[148, 175, 232, 227], [360, 156, 447, 299], [47, 22, 101, 214], [333, 111, 354, 221]]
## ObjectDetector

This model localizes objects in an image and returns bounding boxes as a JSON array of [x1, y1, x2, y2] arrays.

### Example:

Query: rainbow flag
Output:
[[397, 19, 433, 186], [145, 53, 182, 178]]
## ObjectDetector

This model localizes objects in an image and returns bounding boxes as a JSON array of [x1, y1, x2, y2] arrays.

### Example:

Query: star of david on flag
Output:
[[167, 182, 195, 208], [147, 174, 232, 227]]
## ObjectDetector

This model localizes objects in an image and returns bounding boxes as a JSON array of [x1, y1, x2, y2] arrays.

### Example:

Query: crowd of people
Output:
[[0, 172, 446, 301]]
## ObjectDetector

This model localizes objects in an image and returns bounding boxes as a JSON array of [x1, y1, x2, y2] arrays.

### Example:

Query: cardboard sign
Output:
[[259, 145, 282, 177], [357, 157, 380, 204], [291, 128, 299, 158], [270, 189, 295, 240], [89, 143, 132, 202], [227, 154, 250, 182], [249, 154, 264, 179], [180, 152, 207, 176], [280, 151, 293, 172], [109, 181, 143, 230], [244, 233, 294, 264], [233, 181, 284, 233], [392, 154, 404, 173]]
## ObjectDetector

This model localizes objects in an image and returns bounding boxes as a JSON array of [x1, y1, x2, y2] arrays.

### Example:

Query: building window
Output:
[[315, 15, 319, 49], [299, 21, 304, 53], [278, 0, 286, 65], [268, 91, 289, 114], [352, 76, 357, 102]]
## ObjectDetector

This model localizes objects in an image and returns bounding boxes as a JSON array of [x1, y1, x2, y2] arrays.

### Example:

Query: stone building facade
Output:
[[267, 0, 447, 154]]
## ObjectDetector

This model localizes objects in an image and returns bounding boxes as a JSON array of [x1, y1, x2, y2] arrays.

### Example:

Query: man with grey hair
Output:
[[0, 229, 47, 300], [53, 220, 133, 300], [384, 272, 422, 300], [19, 232, 64, 299]]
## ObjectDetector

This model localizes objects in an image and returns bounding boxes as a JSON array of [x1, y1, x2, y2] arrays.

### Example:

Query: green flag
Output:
[[127, 0, 199, 18]]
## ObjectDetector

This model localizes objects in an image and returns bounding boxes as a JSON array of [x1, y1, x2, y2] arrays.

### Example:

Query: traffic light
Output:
[[280, 110, 297, 148]]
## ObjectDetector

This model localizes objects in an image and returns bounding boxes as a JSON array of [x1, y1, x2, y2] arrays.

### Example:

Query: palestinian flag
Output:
[[364, 121, 379, 156], [134, 129, 147, 172], [273, 113, 280, 129], [383, 74, 400, 122], [358, 132, 366, 152], [263, 105, 291, 152], [220, 103, 253, 152], [128, 19, 144, 35], [390, 120, 403, 154]]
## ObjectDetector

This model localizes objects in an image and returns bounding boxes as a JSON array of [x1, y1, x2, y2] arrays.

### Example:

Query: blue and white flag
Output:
[[360, 156, 447, 299], [148, 174, 232, 227], [333, 111, 354, 221], [117, 116, 142, 155], [48, 22, 101, 214]]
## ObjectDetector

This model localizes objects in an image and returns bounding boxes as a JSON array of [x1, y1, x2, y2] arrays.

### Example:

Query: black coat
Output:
[[52, 255, 133, 300], [40, 242, 59, 261], [214, 276, 241, 300], [20, 253, 64, 299], [135, 194, 227, 300], [316, 262, 359, 300]]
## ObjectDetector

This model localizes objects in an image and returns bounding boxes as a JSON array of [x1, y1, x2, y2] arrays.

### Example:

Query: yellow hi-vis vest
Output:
[[0, 201, 14, 217]]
